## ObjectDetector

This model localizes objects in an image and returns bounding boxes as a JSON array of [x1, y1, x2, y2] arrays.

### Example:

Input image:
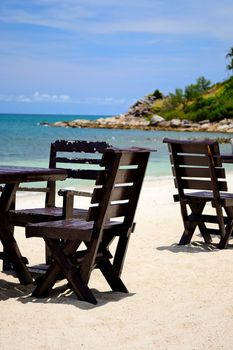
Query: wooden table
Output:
[[0, 166, 67, 284]]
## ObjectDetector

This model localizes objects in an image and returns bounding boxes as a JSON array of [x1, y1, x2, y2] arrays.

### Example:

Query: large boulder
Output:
[[150, 115, 165, 126], [170, 118, 182, 127]]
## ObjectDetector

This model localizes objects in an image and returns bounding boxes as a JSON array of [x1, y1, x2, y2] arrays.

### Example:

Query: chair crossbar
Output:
[[56, 157, 101, 165]]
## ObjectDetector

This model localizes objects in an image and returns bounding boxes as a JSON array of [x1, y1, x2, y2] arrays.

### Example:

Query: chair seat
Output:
[[174, 191, 233, 207], [173, 191, 214, 202], [8, 207, 88, 225], [26, 218, 126, 241]]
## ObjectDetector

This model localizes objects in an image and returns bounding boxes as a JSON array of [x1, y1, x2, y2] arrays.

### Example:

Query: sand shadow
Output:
[[156, 241, 233, 253], [0, 276, 134, 309], [18, 285, 134, 310], [0, 278, 34, 301]]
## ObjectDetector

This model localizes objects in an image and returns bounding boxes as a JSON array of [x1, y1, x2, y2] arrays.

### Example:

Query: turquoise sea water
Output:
[[0, 113, 233, 181]]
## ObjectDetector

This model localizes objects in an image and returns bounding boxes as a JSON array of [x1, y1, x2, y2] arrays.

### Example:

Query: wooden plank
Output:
[[0, 167, 67, 183], [91, 185, 133, 203], [66, 168, 100, 180], [172, 166, 225, 178], [178, 179, 227, 191], [172, 142, 208, 154], [189, 213, 231, 224], [107, 203, 130, 219], [26, 219, 93, 241], [96, 168, 139, 185], [117, 152, 149, 166], [18, 187, 49, 192], [56, 157, 101, 165], [103, 150, 150, 167], [53, 140, 110, 153], [88, 202, 130, 221], [170, 154, 222, 167], [164, 138, 218, 149]]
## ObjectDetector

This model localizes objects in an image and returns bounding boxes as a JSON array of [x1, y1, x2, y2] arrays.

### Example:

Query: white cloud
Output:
[[0, 92, 70, 103], [0, 92, 131, 106], [0, 0, 232, 39], [76, 97, 130, 105]]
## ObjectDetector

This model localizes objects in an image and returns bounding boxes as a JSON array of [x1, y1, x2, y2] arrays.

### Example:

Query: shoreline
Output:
[[41, 116, 233, 135]]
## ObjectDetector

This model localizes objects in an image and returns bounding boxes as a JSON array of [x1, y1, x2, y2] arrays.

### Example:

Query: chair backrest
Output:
[[163, 138, 227, 201], [87, 147, 150, 232], [45, 140, 111, 207]]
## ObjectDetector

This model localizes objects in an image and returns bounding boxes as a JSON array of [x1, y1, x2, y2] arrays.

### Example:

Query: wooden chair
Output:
[[25, 147, 151, 304], [5, 140, 111, 267], [163, 138, 233, 249]]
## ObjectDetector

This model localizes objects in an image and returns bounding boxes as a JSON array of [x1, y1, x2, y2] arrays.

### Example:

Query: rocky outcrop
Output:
[[42, 116, 233, 133], [41, 95, 233, 133], [41, 114, 150, 130]]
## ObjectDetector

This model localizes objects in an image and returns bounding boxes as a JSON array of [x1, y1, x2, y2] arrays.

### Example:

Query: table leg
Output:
[[0, 222, 33, 284], [0, 183, 33, 285]]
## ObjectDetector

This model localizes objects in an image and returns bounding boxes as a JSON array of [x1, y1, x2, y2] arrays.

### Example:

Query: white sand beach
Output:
[[1, 175, 233, 349]]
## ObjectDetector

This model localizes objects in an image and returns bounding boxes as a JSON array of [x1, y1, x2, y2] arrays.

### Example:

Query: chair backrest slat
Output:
[[89, 202, 131, 221], [95, 168, 139, 186], [51, 140, 109, 153], [45, 140, 111, 207], [175, 179, 227, 191], [65, 168, 100, 180], [91, 185, 133, 203], [164, 137, 228, 196], [56, 157, 101, 165], [172, 167, 225, 178], [87, 148, 150, 229], [170, 154, 220, 167]]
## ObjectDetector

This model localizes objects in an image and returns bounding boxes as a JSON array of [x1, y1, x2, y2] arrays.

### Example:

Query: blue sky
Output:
[[0, 0, 232, 116]]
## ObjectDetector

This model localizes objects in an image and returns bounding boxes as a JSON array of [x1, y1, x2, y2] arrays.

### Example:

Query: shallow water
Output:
[[1, 113, 233, 182]]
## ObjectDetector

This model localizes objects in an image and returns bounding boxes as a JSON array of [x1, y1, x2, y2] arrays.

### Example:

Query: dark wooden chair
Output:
[[25, 147, 151, 304], [163, 138, 233, 249], [5, 140, 111, 267]]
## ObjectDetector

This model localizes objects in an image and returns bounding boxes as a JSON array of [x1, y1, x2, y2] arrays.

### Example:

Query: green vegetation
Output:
[[148, 76, 233, 122], [152, 89, 163, 99], [226, 46, 233, 74], [134, 47, 233, 123]]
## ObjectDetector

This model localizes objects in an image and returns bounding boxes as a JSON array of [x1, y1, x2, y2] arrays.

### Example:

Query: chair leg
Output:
[[32, 238, 97, 304], [112, 234, 131, 278], [97, 259, 128, 293], [92, 233, 130, 293], [217, 207, 233, 249], [32, 262, 61, 297], [179, 224, 196, 245], [179, 201, 211, 245]]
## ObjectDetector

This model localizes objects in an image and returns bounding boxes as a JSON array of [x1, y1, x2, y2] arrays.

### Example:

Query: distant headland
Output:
[[41, 115, 233, 133], [41, 76, 233, 133]]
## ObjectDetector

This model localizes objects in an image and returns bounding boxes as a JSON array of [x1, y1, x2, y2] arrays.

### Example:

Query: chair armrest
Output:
[[58, 189, 92, 198], [58, 189, 92, 219], [58, 190, 74, 219], [18, 187, 50, 192]]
